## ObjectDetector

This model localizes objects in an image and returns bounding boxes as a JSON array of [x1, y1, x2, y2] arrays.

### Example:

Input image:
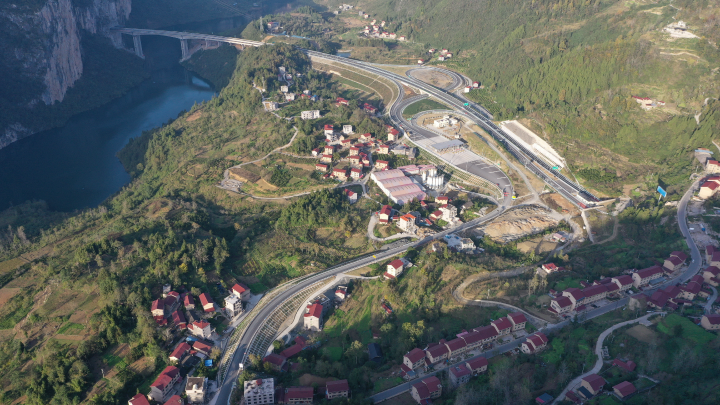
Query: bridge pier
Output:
[[180, 39, 189, 61], [132, 35, 144, 59]]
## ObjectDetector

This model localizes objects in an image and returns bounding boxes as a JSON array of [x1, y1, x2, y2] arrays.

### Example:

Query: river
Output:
[[0, 36, 217, 212]]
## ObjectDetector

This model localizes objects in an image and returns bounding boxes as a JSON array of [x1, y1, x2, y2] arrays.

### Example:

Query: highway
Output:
[[212, 208, 509, 405], [302, 49, 598, 208]]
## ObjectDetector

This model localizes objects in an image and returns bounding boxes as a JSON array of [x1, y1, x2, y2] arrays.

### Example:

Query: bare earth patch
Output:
[[255, 178, 279, 191], [0, 288, 21, 308], [626, 324, 656, 343], [299, 373, 337, 386], [186, 110, 203, 122]]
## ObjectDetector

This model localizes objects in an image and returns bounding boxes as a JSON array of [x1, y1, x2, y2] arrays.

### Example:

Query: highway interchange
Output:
[[118, 29, 706, 405]]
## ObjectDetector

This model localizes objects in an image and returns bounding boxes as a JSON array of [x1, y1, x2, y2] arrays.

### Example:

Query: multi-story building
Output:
[[325, 380, 349, 399], [280, 386, 313, 404], [449, 364, 471, 388], [491, 317, 512, 336], [185, 377, 207, 404], [385, 259, 405, 280], [411, 376, 442, 404], [231, 283, 252, 301], [304, 303, 323, 331], [244, 378, 275, 405], [611, 275, 634, 292], [148, 366, 181, 402], [520, 333, 549, 354], [225, 294, 243, 317], [188, 320, 213, 339], [403, 348, 426, 370], [300, 110, 321, 120], [465, 357, 488, 375], [507, 312, 527, 331], [632, 265, 664, 288]]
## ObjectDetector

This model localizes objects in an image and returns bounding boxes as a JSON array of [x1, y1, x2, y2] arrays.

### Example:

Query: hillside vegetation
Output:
[[317, 0, 720, 194]]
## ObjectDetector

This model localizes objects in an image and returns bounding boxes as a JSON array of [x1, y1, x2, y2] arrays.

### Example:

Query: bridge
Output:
[[110, 28, 265, 61]]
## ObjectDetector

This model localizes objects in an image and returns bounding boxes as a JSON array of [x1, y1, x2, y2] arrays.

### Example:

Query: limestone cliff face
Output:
[[0, 0, 131, 148]]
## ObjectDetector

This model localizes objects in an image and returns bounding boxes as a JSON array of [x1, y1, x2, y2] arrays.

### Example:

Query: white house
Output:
[[300, 110, 321, 120]]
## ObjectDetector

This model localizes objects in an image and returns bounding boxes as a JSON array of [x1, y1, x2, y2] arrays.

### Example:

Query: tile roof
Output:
[[305, 303, 323, 318], [192, 341, 213, 354], [199, 293, 214, 307], [129, 394, 151, 405], [449, 364, 471, 378], [183, 294, 194, 307], [472, 325, 499, 340], [704, 314, 720, 325], [405, 348, 426, 363], [422, 376, 441, 393], [552, 296, 573, 308], [151, 299, 163, 312], [636, 265, 663, 278], [508, 312, 527, 325], [582, 374, 606, 392], [285, 386, 313, 400], [163, 395, 183, 405], [232, 283, 249, 295], [412, 382, 431, 399], [426, 344, 449, 359], [465, 356, 488, 370], [612, 275, 633, 286], [491, 317, 512, 331], [666, 256, 683, 266], [388, 259, 404, 270], [263, 353, 287, 366], [326, 379, 349, 393], [564, 287, 584, 301], [445, 337, 467, 352], [613, 381, 636, 397], [670, 251, 688, 261], [460, 331, 483, 346], [169, 342, 191, 360]]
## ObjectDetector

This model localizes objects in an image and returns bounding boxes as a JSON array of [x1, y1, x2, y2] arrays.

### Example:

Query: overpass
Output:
[[110, 28, 265, 61]]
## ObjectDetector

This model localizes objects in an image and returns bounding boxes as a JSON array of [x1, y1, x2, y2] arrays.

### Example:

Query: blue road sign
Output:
[[657, 186, 667, 198]]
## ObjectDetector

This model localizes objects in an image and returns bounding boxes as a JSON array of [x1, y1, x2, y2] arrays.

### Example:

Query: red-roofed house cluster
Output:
[[549, 275, 634, 316], [401, 312, 528, 382]]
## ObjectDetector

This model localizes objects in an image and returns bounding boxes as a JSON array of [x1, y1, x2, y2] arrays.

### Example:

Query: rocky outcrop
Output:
[[0, 0, 131, 147]]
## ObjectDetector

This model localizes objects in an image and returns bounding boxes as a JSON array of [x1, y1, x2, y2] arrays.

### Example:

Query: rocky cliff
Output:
[[0, 0, 132, 148]]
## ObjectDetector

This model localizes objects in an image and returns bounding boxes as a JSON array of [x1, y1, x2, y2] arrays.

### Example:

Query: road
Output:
[[212, 208, 508, 405], [552, 313, 663, 404]]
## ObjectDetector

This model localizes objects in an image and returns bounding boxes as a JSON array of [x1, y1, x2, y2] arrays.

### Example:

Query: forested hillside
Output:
[[317, 0, 720, 193], [0, 43, 383, 404]]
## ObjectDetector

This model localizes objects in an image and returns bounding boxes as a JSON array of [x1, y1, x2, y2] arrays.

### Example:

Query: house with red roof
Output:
[[612, 358, 636, 372], [363, 103, 378, 114], [701, 314, 720, 330], [324, 125, 334, 136], [315, 163, 328, 172], [198, 293, 215, 313], [128, 393, 151, 405], [171, 310, 187, 329], [703, 265, 720, 286], [449, 364, 471, 387], [149, 366, 181, 402], [549, 295, 573, 315], [444, 337, 468, 358], [581, 284, 609, 305], [520, 333, 548, 354], [385, 259, 405, 279], [508, 312, 528, 331], [471, 325, 499, 344], [611, 275, 634, 292], [387, 127, 400, 142], [279, 386, 313, 404], [491, 317, 513, 336], [192, 340, 213, 357], [163, 395, 183, 405], [280, 337, 308, 359], [325, 380, 349, 399], [411, 376, 442, 404], [332, 168, 348, 181], [324, 144, 335, 155], [320, 154, 333, 164], [183, 294, 195, 309], [375, 160, 389, 170], [664, 255, 685, 272], [562, 288, 585, 306], [541, 263, 563, 275], [304, 303, 324, 331], [699, 177, 720, 199], [377, 144, 390, 154], [231, 283, 251, 302], [151, 299, 165, 318], [404, 348, 427, 370], [263, 353, 287, 372], [425, 344, 450, 364], [336, 97, 349, 106], [465, 357, 488, 375], [378, 205, 393, 223], [613, 381, 636, 399], [632, 265, 664, 288], [460, 330, 484, 352], [580, 374, 606, 398], [188, 320, 213, 339]]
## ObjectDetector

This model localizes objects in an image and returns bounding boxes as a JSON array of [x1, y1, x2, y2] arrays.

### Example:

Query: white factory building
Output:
[[500, 120, 566, 169], [371, 169, 427, 205]]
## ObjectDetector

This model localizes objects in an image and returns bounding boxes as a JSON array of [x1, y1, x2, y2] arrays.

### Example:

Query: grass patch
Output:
[[373, 377, 403, 393], [57, 322, 85, 335], [249, 282, 268, 293], [554, 277, 581, 291], [102, 353, 127, 370], [656, 314, 714, 345], [322, 346, 343, 361], [402, 98, 448, 117]]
